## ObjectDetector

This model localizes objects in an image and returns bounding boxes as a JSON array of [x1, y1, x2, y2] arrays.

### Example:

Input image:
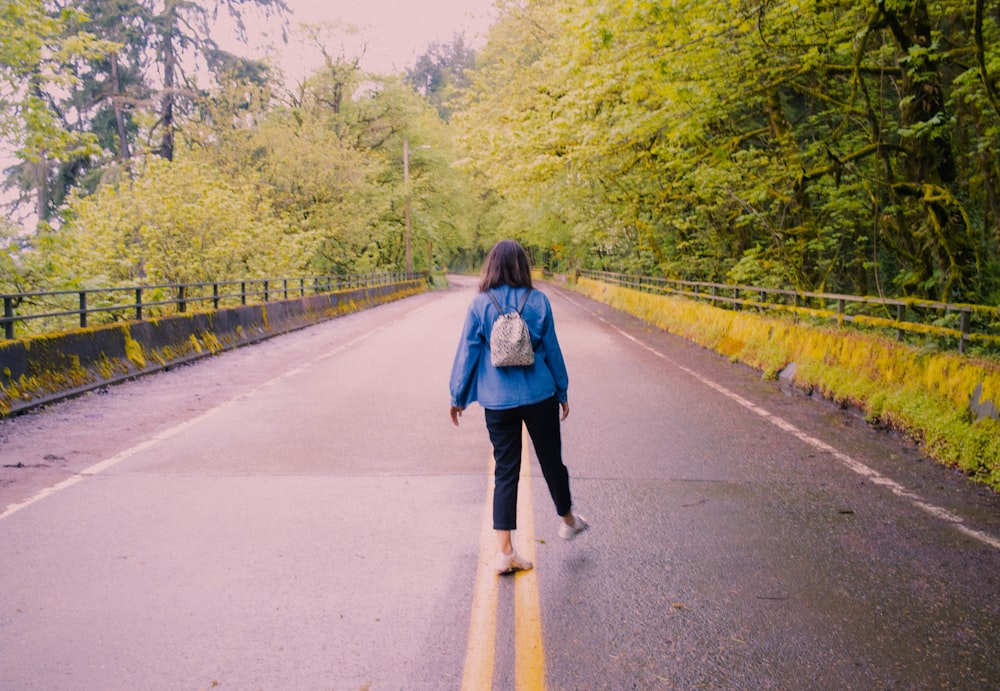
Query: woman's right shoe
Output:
[[496, 551, 533, 575], [559, 514, 589, 540]]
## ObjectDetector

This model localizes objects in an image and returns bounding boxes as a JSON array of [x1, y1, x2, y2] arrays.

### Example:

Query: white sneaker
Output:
[[559, 514, 589, 540], [496, 551, 533, 575]]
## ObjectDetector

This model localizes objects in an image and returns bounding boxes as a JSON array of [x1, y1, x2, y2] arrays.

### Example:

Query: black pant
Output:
[[485, 396, 572, 531]]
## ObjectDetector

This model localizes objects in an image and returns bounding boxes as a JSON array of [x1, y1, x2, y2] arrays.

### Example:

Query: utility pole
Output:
[[403, 138, 430, 274], [403, 137, 412, 273]]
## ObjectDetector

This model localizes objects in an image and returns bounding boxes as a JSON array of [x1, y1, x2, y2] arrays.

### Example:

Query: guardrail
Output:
[[1, 272, 423, 340], [580, 270, 1000, 355]]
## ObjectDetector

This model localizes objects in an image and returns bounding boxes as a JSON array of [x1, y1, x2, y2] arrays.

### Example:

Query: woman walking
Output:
[[449, 240, 588, 575]]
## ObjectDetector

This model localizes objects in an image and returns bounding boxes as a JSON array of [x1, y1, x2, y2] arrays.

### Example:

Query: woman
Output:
[[449, 240, 588, 575]]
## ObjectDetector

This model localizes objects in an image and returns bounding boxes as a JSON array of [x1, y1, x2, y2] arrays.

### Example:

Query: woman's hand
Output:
[[560, 401, 570, 421], [450, 405, 464, 426]]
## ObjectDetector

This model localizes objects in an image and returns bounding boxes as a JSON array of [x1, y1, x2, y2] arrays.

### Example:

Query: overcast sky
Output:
[[224, 0, 498, 79]]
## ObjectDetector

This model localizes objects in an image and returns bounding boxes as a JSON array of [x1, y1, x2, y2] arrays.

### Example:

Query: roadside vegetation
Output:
[[1, 1, 998, 483], [575, 278, 1000, 491]]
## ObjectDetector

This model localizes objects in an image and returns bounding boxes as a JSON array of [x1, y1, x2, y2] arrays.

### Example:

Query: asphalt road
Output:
[[1, 275, 998, 690]]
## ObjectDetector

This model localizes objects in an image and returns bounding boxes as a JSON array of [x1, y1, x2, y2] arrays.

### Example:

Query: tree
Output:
[[136, 0, 289, 162], [2, 0, 288, 226], [183, 42, 476, 275], [407, 34, 477, 121], [0, 0, 113, 224], [57, 153, 291, 287], [453, 0, 1000, 300]]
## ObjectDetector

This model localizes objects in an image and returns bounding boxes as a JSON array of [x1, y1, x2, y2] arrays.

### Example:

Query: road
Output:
[[1, 275, 999, 690]]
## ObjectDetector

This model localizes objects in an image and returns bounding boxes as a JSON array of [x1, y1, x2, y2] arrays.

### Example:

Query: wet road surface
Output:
[[1, 276, 998, 689]]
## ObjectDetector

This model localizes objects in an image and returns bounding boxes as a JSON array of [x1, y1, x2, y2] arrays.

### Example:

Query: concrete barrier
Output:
[[0, 280, 425, 417]]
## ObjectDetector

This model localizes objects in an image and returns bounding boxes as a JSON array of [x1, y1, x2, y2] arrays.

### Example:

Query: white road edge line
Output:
[[0, 326, 386, 522], [558, 292, 1000, 551]]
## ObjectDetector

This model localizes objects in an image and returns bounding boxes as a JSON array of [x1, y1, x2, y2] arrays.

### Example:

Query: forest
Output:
[[1, 0, 999, 306]]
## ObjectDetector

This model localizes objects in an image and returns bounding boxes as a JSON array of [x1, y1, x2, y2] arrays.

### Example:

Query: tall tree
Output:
[[406, 34, 477, 121], [0, 0, 112, 224], [3, 0, 288, 224]]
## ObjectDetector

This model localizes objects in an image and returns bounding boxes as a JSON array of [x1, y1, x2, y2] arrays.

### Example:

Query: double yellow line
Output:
[[462, 432, 546, 690]]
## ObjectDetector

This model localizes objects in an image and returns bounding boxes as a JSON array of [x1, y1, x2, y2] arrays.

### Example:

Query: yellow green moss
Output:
[[122, 327, 146, 368], [576, 278, 1000, 490], [97, 353, 115, 380], [199, 330, 222, 354]]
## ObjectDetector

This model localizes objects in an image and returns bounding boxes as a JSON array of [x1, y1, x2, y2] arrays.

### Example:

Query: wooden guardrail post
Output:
[[135, 288, 143, 321], [79, 291, 88, 328]]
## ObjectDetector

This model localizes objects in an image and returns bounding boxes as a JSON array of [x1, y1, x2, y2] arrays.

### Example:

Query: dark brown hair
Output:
[[479, 240, 533, 291]]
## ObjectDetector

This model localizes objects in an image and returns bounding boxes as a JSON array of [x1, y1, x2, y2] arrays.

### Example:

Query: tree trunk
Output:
[[28, 74, 50, 224], [879, 0, 955, 185], [110, 53, 131, 161], [33, 158, 49, 225], [157, 3, 177, 161]]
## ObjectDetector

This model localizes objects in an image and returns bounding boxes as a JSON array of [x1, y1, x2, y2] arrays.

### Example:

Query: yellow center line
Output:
[[461, 467, 498, 691], [461, 428, 547, 691]]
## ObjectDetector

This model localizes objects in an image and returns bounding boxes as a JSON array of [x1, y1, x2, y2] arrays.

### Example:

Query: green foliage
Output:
[[18, 46, 481, 285], [1, 0, 287, 223], [6, 0, 1000, 309], [58, 154, 289, 286], [453, 0, 1000, 300], [0, 0, 113, 220], [0, 222, 27, 292]]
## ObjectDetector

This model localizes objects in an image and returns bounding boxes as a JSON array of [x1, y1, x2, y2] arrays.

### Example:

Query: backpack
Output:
[[486, 289, 534, 367]]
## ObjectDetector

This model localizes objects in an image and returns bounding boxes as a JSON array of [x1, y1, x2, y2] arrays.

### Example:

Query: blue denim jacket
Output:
[[449, 285, 569, 410]]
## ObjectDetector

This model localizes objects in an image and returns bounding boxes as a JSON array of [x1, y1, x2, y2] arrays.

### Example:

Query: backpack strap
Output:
[[486, 290, 504, 315], [516, 288, 532, 314], [486, 288, 531, 315]]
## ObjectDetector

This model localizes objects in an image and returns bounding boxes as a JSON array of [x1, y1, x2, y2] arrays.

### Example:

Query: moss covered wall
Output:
[[0, 280, 425, 417], [575, 278, 1000, 491]]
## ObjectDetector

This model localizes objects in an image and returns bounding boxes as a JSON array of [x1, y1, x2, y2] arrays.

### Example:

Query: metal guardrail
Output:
[[1, 272, 423, 340], [580, 270, 1000, 354]]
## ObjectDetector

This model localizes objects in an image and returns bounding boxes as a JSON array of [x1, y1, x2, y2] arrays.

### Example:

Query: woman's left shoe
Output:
[[496, 551, 533, 575]]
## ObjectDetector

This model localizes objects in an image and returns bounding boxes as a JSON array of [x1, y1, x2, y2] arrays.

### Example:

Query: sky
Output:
[[224, 0, 499, 79]]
